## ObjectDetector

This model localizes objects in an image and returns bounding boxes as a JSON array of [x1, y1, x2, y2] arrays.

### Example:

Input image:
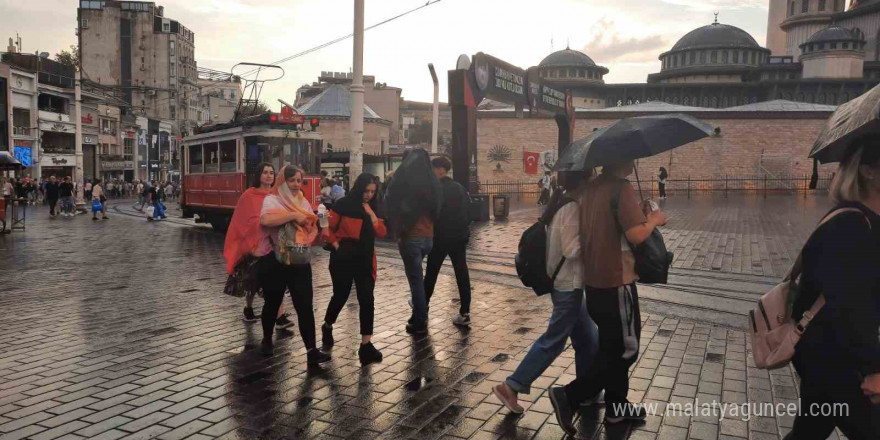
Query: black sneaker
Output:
[[307, 348, 331, 365], [260, 338, 274, 356], [242, 307, 258, 322], [358, 343, 383, 365], [275, 313, 294, 329], [548, 386, 577, 436], [322, 324, 334, 348], [405, 322, 428, 335], [604, 401, 647, 424]]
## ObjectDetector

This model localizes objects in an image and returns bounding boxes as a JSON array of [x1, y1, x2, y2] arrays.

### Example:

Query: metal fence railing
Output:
[[477, 174, 834, 199]]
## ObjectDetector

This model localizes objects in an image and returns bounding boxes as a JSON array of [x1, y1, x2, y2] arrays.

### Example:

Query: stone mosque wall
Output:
[[476, 113, 836, 186]]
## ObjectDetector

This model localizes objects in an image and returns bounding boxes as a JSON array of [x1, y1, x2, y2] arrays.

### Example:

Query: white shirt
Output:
[[546, 201, 582, 291]]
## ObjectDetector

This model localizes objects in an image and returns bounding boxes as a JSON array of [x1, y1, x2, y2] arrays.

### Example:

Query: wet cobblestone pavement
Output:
[[0, 197, 840, 440]]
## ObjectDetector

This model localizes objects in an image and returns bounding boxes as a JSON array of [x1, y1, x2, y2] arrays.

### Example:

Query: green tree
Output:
[[54, 45, 79, 69]]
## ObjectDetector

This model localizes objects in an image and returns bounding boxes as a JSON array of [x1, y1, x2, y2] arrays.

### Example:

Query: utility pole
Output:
[[74, 71, 86, 210], [428, 64, 439, 154], [349, 0, 365, 179]]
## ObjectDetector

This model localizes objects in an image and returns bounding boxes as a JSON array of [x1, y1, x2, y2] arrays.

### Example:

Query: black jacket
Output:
[[435, 177, 471, 244], [794, 203, 880, 379]]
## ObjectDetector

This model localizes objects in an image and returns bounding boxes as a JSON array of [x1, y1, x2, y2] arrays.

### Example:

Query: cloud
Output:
[[661, 0, 767, 11], [582, 18, 668, 64]]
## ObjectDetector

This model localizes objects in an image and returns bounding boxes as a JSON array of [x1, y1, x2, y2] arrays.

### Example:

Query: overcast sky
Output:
[[1, 0, 769, 109]]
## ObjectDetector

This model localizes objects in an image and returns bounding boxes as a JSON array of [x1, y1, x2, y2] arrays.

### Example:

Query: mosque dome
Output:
[[538, 48, 597, 68], [671, 22, 762, 51]]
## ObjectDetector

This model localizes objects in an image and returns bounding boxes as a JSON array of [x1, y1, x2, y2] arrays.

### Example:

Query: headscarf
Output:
[[223, 186, 272, 275], [385, 149, 441, 233], [268, 166, 318, 248]]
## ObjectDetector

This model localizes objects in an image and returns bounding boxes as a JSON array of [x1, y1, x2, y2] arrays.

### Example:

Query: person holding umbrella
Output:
[[548, 114, 711, 434], [785, 84, 880, 438]]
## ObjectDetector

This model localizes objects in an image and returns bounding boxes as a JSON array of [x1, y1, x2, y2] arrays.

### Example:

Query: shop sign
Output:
[[82, 114, 94, 124], [126, 131, 136, 139], [14, 145, 33, 167], [101, 160, 135, 170], [472, 52, 527, 105], [39, 120, 75, 133]]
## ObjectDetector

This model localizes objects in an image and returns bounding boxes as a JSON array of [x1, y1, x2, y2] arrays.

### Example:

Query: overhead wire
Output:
[[150, 0, 445, 108]]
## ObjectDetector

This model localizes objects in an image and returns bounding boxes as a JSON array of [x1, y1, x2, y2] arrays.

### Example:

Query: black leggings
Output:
[[257, 255, 316, 350], [324, 251, 375, 335]]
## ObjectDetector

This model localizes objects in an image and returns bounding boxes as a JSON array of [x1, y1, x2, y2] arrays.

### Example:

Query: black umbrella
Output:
[[809, 83, 880, 164], [554, 114, 715, 172], [0, 152, 23, 171]]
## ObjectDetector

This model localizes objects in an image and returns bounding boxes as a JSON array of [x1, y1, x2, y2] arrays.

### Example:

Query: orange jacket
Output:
[[325, 210, 387, 280]]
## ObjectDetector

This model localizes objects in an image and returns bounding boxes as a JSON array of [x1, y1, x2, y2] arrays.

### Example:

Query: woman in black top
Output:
[[658, 167, 668, 199], [786, 135, 880, 439]]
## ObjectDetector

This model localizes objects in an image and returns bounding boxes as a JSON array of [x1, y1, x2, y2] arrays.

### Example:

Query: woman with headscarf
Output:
[[258, 166, 331, 364], [321, 173, 387, 365], [385, 149, 441, 334], [222, 163, 293, 328]]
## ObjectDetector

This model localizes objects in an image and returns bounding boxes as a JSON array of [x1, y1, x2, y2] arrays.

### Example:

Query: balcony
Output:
[[39, 110, 71, 123], [13, 126, 32, 136], [42, 145, 75, 155]]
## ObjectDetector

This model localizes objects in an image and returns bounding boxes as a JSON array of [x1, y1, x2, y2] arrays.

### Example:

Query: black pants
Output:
[[658, 182, 666, 198], [47, 198, 58, 215], [565, 284, 641, 407], [786, 358, 880, 439], [324, 250, 375, 335], [257, 255, 316, 350], [424, 240, 471, 315]]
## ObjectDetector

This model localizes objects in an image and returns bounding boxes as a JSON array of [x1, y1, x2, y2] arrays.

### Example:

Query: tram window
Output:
[[189, 145, 203, 173], [220, 140, 237, 172], [204, 142, 219, 172]]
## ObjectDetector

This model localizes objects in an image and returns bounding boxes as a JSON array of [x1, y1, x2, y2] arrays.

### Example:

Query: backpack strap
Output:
[[786, 207, 872, 282], [548, 197, 577, 284]]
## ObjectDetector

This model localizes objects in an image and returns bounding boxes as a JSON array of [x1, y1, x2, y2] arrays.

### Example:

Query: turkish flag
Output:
[[524, 152, 540, 174]]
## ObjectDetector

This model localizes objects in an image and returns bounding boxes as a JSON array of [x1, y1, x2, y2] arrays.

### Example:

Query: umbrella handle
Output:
[[634, 161, 644, 202]]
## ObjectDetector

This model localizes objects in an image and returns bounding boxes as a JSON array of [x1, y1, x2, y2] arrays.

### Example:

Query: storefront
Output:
[[12, 140, 34, 178], [100, 159, 134, 182], [82, 135, 97, 181], [40, 156, 75, 179]]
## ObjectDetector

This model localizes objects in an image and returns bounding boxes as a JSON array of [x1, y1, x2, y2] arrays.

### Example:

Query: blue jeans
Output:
[[398, 237, 433, 325], [506, 289, 598, 394]]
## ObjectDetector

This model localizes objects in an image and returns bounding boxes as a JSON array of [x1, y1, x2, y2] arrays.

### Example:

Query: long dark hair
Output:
[[347, 172, 378, 212], [659, 167, 668, 180], [386, 149, 441, 232], [251, 162, 275, 188]]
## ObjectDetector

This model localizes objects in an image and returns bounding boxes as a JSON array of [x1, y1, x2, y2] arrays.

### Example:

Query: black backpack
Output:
[[515, 197, 575, 296], [611, 181, 673, 284]]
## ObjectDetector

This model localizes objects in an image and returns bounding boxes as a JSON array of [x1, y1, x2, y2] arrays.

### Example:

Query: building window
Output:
[[818, 0, 826, 11], [687, 51, 693, 65], [170, 41, 175, 56], [711, 51, 717, 63], [100, 118, 117, 135], [790, 1, 796, 16], [834, 0, 842, 10], [732, 51, 739, 63], [802, 0, 809, 13], [843, 42, 850, 49], [124, 138, 134, 156], [721, 51, 728, 63], [170, 63, 176, 77], [831, 42, 838, 49]]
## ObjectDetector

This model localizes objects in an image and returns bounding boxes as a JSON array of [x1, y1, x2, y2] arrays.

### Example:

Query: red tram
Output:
[[179, 112, 323, 231]]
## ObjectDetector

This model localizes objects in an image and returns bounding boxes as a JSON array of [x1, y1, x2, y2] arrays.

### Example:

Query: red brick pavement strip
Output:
[[0, 202, 838, 440]]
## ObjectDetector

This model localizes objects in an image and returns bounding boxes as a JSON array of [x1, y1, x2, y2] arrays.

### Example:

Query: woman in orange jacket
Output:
[[321, 173, 387, 365]]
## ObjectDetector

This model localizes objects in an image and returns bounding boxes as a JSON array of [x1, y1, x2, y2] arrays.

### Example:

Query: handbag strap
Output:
[[785, 207, 871, 282]]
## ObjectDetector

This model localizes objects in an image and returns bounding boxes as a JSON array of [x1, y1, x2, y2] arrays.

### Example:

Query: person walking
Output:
[[386, 149, 442, 335], [783, 136, 880, 440], [84, 179, 93, 202], [548, 160, 668, 435], [44, 176, 60, 217], [136, 181, 145, 210], [493, 171, 598, 415], [257, 166, 331, 364], [2, 177, 13, 206], [91, 179, 109, 220], [59, 176, 75, 217], [224, 164, 294, 328], [321, 173, 386, 365], [658, 167, 668, 199], [147, 180, 166, 220], [423, 156, 473, 327]]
